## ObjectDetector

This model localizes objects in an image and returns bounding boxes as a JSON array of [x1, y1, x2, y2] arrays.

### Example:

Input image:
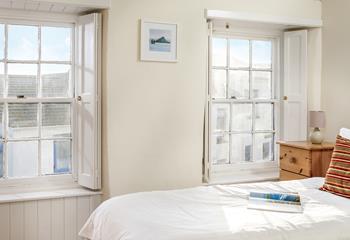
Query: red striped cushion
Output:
[[321, 135, 350, 198]]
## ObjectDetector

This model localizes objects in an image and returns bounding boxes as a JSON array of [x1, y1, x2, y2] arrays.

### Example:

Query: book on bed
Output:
[[247, 191, 303, 213]]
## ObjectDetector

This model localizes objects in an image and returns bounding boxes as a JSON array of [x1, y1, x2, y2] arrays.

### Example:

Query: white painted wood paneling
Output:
[[38, 200, 52, 240], [0, 194, 101, 240], [0, 2, 11, 8], [51, 199, 64, 240], [283, 30, 308, 141], [76, 13, 102, 190], [206, 9, 323, 28], [90, 194, 101, 210], [24, 2, 39, 11], [24, 201, 38, 240], [11, 1, 25, 9], [10, 202, 25, 240], [37, 2, 52, 11], [63, 5, 78, 14], [0, 0, 110, 14], [50, 3, 65, 13], [77, 196, 91, 240], [0, 204, 10, 240], [65, 197, 78, 240]]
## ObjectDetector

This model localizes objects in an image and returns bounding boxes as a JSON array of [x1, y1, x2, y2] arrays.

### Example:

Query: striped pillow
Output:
[[321, 135, 350, 198]]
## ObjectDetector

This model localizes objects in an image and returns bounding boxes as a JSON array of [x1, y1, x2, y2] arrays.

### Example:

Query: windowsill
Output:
[[208, 164, 279, 185], [0, 187, 102, 204], [207, 176, 279, 185]]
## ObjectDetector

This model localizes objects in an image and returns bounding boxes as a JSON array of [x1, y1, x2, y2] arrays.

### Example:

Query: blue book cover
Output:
[[249, 192, 301, 203], [248, 191, 303, 213]]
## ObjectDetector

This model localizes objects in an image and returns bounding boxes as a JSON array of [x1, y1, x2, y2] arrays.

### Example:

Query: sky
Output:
[[149, 29, 172, 42]]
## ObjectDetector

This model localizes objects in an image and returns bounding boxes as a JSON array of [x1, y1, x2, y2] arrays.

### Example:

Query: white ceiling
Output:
[[0, 0, 106, 14]]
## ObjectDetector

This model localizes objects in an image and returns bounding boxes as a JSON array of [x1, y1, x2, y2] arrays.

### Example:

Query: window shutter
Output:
[[203, 21, 213, 183], [76, 13, 101, 190], [282, 30, 308, 141]]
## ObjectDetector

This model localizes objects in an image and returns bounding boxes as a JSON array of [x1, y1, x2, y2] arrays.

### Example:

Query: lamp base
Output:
[[310, 127, 324, 144]]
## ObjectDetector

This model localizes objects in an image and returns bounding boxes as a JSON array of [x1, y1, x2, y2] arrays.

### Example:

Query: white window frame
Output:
[[0, 15, 80, 190], [208, 28, 282, 183]]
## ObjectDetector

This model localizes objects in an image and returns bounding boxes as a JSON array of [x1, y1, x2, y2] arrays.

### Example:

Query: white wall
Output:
[[308, 28, 322, 111], [102, 0, 322, 197], [322, 0, 350, 140]]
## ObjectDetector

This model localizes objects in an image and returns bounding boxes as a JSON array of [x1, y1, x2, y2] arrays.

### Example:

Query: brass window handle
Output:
[[283, 96, 288, 100]]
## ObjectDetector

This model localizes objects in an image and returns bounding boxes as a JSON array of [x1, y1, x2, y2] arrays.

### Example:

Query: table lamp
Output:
[[309, 111, 326, 144]]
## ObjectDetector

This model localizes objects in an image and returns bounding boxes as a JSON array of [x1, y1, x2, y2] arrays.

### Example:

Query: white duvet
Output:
[[80, 178, 350, 240]]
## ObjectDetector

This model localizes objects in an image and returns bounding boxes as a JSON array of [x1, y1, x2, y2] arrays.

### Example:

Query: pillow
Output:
[[340, 128, 350, 139], [321, 135, 350, 198]]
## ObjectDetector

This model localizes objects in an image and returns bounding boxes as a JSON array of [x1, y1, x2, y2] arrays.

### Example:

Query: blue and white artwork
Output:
[[149, 29, 172, 52], [141, 20, 177, 62]]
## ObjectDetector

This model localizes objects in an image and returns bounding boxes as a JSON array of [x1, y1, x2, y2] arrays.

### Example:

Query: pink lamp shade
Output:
[[309, 111, 326, 128]]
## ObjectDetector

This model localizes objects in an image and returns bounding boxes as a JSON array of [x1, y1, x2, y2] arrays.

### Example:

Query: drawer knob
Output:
[[289, 157, 297, 164]]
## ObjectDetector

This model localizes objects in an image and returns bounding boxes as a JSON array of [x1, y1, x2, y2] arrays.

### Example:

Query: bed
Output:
[[79, 177, 350, 240]]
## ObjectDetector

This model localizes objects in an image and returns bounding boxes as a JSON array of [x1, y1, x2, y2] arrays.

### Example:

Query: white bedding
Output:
[[80, 178, 350, 240]]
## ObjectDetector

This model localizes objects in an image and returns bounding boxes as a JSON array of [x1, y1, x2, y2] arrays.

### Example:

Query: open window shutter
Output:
[[203, 21, 213, 183], [76, 13, 102, 189], [282, 30, 308, 141]]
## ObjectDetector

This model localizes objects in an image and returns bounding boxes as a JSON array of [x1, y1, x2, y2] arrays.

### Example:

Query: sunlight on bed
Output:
[[222, 193, 348, 235]]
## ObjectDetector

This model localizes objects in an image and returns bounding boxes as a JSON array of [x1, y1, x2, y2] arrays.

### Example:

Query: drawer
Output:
[[280, 146, 312, 177], [280, 170, 308, 181]]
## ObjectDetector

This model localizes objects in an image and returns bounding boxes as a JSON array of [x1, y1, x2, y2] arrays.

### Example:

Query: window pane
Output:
[[41, 140, 71, 175], [8, 104, 38, 139], [0, 24, 4, 59], [252, 71, 272, 99], [8, 63, 38, 97], [254, 133, 274, 162], [42, 103, 71, 138], [230, 39, 249, 68], [0, 63, 4, 97], [212, 38, 227, 67], [231, 103, 252, 132], [211, 134, 229, 165], [231, 134, 252, 163], [228, 70, 249, 99], [8, 141, 38, 178], [42, 27, 71, 61], [0, 104, 3, 137], [212, 69, 226, 99], [41, 64, 71, 97], [8, 25, 38, 60], [255, 103, 273, 131], [252, 40, 272, 69], [211, 103, 230, 132]]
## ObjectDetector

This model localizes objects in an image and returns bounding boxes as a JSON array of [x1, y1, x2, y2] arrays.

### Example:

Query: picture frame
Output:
[[140, 19, 178, 62]]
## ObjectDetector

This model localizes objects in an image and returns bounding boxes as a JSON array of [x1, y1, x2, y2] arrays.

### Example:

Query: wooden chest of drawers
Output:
[[277, 141, 334, 181]]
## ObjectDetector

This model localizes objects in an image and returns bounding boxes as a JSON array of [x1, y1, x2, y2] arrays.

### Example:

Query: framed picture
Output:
[[140, 20, 178, 62]]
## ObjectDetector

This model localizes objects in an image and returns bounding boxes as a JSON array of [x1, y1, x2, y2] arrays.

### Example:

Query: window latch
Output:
[[77, 96, 82, 102]]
